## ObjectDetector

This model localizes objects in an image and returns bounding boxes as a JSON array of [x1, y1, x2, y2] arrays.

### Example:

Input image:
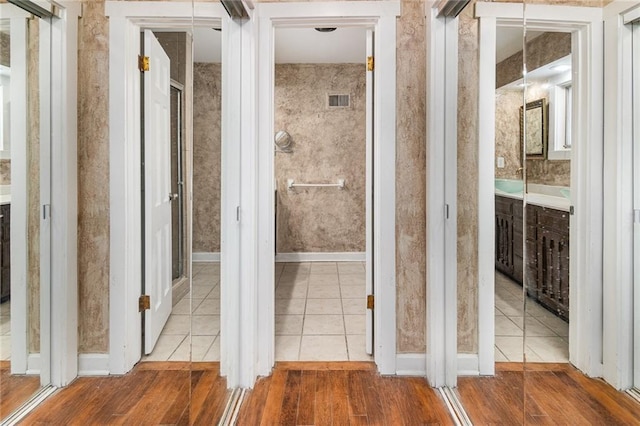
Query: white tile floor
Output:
[[274, 261, 372, 362], [0, 300, 10, 360], [141, 262, 220, 362], [495, 271, 569, 363]]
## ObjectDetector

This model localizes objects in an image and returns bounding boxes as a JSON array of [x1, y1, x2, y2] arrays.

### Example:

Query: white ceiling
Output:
[[275, 27, 366, 64], [192, 27, 222, 63]]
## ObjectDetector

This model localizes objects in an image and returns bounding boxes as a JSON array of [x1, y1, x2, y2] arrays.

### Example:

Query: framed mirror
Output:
[[521, 98, 547, 159]]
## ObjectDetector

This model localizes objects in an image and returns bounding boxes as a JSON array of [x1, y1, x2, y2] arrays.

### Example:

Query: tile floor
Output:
[[0, 300, 10, 360], [141, 262, 220, 362], [274, 261, 372, 362], [495, 271, 569, 362]]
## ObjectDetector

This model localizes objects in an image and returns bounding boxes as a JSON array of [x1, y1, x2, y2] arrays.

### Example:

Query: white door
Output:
[[365, 29, 374, 355], [633, 20, 640, 389], [143, 30, 172, 355]]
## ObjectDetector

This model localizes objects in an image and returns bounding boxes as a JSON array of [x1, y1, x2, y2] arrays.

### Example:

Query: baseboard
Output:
[[26, 353, 40, 375], [193, 252, 220, 262], [457, 354, 480, 376], [275, 252, 366, 263], [395, 353, 427, 376], [78, 353, 110, 376]]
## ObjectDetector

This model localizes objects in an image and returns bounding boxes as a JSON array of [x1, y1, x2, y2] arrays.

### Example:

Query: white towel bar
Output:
[[287, 179, 345, 190]]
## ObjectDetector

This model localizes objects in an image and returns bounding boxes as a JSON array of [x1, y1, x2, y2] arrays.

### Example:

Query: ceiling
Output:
[[192, 27, 222, 63], [274, 27, 367, 64], [495, 27, 544, 63]]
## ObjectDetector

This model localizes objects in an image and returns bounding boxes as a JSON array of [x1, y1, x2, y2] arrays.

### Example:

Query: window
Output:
[[548, 74, 572, 160]]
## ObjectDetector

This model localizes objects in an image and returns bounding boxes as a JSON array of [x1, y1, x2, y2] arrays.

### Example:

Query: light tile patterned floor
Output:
[[495, 271, 569, 363], [274, 261, 372, 362], [142, 262, 220, 362]]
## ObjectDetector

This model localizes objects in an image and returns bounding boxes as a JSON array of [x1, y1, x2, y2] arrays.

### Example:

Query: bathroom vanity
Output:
[[496, 194, 570, 321], [0, 204, 9, 302]]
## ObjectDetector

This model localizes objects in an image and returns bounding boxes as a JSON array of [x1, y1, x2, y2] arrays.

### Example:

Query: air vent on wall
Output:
[[328, 94, 350, 108]]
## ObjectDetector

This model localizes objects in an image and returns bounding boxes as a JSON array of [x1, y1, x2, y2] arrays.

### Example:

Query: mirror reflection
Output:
[[0, 3, 52, 421]]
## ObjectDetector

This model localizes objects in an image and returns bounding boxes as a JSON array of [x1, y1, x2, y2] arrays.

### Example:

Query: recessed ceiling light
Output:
[[550, 64, 571, 72], [315, 28, 337, 33]]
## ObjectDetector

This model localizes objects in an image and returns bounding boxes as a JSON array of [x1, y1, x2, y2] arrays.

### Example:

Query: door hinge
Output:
[[139, 295, 150, 312], [367, 56, 374, 72], [138, 55, 150, 72], [367, 294, 374, 310]]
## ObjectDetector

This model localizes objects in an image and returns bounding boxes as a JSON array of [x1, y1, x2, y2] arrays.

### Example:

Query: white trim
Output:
[[50, 1, 81, 387], [193, 252, 221, 262], [254, 2, 399, 383], [475, 2, 604, 379], [396, 353, 427, 376], [275, 252, 366, 263], [106, 2, 230, 377], [457, 354, 480, 376], [425, 1, 459, 388], [78, 354, 110, 376]]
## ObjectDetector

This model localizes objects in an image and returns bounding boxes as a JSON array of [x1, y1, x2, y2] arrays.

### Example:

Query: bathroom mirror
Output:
[[0, 1, 54, 420], [521, 98, 547, 158]]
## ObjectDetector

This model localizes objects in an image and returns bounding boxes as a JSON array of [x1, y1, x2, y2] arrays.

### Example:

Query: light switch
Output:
[[497, 157, 505, 168]]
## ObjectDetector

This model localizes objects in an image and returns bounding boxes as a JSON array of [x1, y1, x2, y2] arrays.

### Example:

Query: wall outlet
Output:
[[497, 157, 505, 168]]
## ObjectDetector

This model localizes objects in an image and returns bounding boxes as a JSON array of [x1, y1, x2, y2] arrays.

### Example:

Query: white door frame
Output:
[[105, 2, 237, 376], [602, 0, 640, 390], [5, 1, 79, 387], [252, 1, 400, 380], [425, 1, 459, 387], [475, 2, 603, 376]]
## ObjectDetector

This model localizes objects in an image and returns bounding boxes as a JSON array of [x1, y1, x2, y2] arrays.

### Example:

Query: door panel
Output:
[[143, 30, 172, 355]]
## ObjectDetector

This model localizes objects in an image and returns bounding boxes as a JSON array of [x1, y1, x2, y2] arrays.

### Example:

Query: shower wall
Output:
[[274, 63, 366, 254], [192, 62, 221, 254]]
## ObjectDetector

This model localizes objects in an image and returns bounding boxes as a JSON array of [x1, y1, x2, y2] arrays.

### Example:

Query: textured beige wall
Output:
[[192, 63, 221, 253], [27, 19, 40, 352], [0, 160, 9, 184], [0, 31, 9, 67], [495, 89, 524, 180], [274, 64, 366, 253], [77, 1, 110, 353]]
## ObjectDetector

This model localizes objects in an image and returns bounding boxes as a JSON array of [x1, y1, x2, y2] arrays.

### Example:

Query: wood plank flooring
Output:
[[0, 361, 42, 421], [235, 362, 454, 425], [20, 362, 229, 425], [457, 363, 640, 425]]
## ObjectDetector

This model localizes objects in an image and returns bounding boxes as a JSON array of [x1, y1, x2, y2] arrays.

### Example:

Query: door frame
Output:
[[474, 2, 604, 376], [5, 1, 79, 387], [602, 0, 640, 390], [252, 1, 400, 379], [105, 1, 235, 376]]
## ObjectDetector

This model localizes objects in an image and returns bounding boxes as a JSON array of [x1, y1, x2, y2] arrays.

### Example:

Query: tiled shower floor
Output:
[[495, 271, 569, 363]]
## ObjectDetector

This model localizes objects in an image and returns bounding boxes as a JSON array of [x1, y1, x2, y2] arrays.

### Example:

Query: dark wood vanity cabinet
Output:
[[526, 205, 570, 321], [495, 196, 523, 283], [0, 204, 9, 303], [495, 196, 569, 321]]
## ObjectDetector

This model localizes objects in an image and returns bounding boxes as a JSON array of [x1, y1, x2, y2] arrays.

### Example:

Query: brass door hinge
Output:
[[367, 294, 374, 310], [367, 56, 374, 72], [138, 55, 150, 72], [139, 295, 150, 312]]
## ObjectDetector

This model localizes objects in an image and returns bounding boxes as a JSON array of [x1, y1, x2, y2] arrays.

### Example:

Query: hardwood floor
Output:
[[0, 361, 41, 420], [235, 362, 454, 425], [20, 362, 229, 425], [457, 363, 640, 425]]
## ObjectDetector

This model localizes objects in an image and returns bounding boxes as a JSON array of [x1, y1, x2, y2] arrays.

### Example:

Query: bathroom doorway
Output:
[[272, 26, 372, 362], [475, 2, 604, 376]]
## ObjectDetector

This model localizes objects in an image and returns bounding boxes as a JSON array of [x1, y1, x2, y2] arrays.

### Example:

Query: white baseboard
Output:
[[26, 353, 40, 375], [78, 353, 110, 376], [457, 354, 480, 376], [193, 252, 220, 262], [275, 252, 366, 263], [396, 353, 427, 376]]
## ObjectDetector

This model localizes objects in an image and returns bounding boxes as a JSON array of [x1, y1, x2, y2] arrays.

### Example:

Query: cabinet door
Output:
[[495, 197, 514, 276]]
